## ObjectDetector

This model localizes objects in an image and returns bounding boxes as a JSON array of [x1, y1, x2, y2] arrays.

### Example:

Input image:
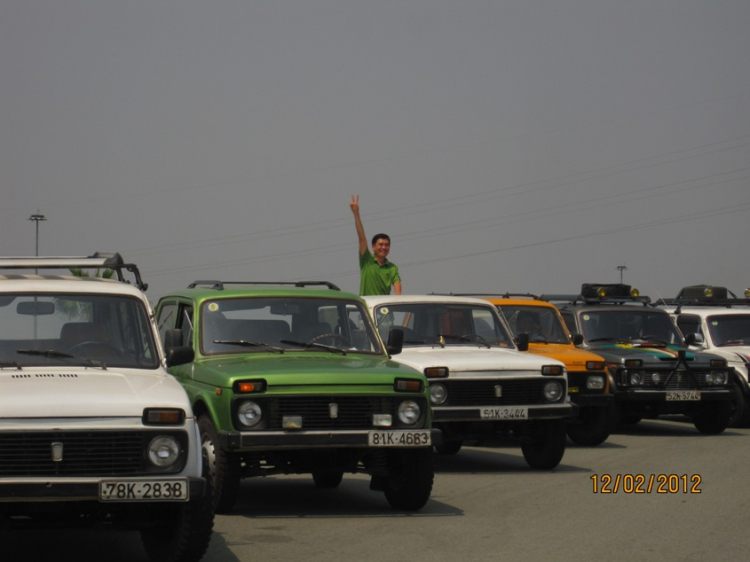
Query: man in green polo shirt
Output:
[[350, 195, 402, 296]]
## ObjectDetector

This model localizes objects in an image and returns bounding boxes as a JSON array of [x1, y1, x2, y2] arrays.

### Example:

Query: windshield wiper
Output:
[[16, 349, 107, 369], [720, 339, 748, 347], [587, 337, 616, 343], [0, 361, 22, 369], [212, 340, 284, 353], [435, 333, 491, 348], [279, 340, 347, 355], [633, 336, 668, 345]]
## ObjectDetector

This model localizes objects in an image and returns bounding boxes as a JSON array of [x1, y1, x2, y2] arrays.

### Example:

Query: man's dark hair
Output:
[[371, 233, 391, 245]]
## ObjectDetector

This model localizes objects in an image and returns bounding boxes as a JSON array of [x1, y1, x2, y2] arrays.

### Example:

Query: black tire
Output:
[[435, 439, 463, 455], [199, 414, 241, 514], [729, 382, 750, 428], [520, 419, 567, 470], [383, 449, 434, 511], [312, 471, 344, 489], [693, 402, 732, 434], [566, 406, 611, 446], [140, 462, 215, 562]]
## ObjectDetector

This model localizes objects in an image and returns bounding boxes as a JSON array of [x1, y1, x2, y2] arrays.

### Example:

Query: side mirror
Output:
[[572, 333, 584, 346], [386, 327, 404, 356], [684, 332, 703, 346], [515, 333, 529, 352], [164, 328, 194, 367], [166, 346, 194, 367]]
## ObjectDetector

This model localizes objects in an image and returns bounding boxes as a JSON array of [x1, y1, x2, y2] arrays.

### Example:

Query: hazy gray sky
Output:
[[3, 1, 749, 301]]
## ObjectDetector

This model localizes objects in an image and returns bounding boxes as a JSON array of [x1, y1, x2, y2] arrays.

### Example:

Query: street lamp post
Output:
[[29, 212, 47, 257], [617, 265, 627, 284], [28, 212, 47, 340]]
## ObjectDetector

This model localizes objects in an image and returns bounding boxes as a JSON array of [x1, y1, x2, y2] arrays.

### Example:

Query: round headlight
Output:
[[429, 383, 448, 405], [147, 436, 181, 468], [543, 381, 563, 402], [651, 373, 661, 385], [631, 371, 644, 385], [397, 400, 421, 425], [710, 371, 727, 385], [586, 375, 605, 390], [238, 401, 262, 428]]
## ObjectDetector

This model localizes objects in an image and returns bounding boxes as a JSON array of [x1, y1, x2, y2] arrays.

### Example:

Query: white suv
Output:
[[0, 254, 213, 562], [660, 285, 750, 427], [363, 295, 570, 470]]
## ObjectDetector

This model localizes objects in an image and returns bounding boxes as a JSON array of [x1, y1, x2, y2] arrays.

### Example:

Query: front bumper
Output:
[[614, 389, 733, 402], [432, 403, 573, 422], [0, 476, 206, 503], [568, 392, 613, 407], [218, 428, 441, 450]]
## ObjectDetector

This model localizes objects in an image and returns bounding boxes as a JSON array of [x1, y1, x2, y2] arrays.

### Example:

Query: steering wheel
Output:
[[308, 333, 351, 347], [68, 341, 124, 357]]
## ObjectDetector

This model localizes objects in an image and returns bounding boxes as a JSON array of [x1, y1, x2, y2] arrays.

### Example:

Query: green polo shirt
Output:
[[359, 249, 401, 296]]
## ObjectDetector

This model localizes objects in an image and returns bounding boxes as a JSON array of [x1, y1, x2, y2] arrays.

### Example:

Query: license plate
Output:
[[480, 407, 529, 420], [368, 430, 431, 447], [99, 479, 189, 502], [666, 390, 701, 401]]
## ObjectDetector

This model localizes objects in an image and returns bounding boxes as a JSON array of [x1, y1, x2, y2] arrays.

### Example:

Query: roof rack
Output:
[[541, 284, 651, 306], [0, 252, 147, 291], [450, 292, 544, 300], [654, 285, 750, 310], [187, 280, 341, 291]]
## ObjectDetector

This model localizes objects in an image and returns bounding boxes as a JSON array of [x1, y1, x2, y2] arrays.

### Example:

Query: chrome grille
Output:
[[445, 379, 555, 406], [0, 431, 179, 477]]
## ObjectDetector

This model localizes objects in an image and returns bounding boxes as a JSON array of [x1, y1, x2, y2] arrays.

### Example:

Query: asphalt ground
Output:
[[5, 416, 749, 561]]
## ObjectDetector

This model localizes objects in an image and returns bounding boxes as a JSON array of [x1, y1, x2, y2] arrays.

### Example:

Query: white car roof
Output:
[[662, 305, 750, 318], [363, 294, 499, 308], [0, 274, 147, 299]]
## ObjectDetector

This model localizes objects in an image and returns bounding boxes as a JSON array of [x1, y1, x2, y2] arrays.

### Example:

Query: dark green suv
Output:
[[547, 283, 734, 434], [155, 281, 436, 513]]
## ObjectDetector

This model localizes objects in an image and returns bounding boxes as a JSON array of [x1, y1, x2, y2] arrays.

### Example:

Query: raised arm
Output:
[[350, 195, 368, 256]]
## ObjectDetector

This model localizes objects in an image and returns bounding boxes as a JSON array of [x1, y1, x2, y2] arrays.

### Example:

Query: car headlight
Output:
[[543, 381, 563, 402], [237, 400, 263, 428], [397, 400, 421, 425], [429, 383, 448, 405], [586, 375, 605, 390], [630, 371, 644, 385], [707, 371, 728, 385], [147, 436, 181, 468]]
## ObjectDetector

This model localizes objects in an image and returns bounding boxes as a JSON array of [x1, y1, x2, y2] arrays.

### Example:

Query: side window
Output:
[[177, 305, 194, 348], [560, 311, 578, 335], [156, 302, 177, 345], [676, 314, 701, 339]]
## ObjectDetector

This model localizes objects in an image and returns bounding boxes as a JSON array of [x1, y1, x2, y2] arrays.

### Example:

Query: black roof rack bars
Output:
[[0, 252, 147, 291], [187, 280, 341, 291]]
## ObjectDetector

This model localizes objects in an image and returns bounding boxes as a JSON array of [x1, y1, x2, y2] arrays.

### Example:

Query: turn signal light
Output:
[[234, 380, 267, 394]]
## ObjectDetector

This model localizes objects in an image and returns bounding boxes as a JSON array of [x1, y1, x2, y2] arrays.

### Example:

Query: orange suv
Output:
[[481, 294, 613, 446]]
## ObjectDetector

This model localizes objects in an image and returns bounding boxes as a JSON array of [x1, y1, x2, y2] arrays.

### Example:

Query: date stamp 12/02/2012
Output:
[[591, 474, 701, 494]]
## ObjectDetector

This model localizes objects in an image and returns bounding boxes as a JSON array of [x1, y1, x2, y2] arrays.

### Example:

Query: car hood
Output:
[[190, 352, 423, 387], [527, 343, 605, 371], [393, 345, 562, 373], [0, 367, 190, 418], [700, 346, 750, 366], [587, 343, 699, 365]]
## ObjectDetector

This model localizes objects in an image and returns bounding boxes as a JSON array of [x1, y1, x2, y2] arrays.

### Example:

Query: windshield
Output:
[[0, 293, 159, 368], [373, 303, 514, 348], [200, 297, 382, 355], [578, 309, 682, 346], [706, 314, 750, 346], [497, 305, 570, 344]]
